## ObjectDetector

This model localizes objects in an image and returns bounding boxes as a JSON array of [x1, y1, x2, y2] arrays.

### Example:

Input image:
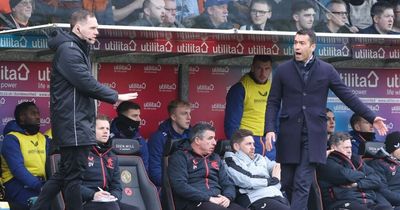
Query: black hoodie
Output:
[[48, 29, 118, 147]]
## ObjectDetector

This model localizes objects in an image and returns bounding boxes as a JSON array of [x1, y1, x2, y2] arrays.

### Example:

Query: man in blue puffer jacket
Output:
[[148, 99, 191, 188]]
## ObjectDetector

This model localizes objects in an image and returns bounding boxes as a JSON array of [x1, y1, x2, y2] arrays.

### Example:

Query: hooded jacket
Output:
[[48, 29, 118, 147], [223, 151, 282, 204], [1, 120, 50, 205], [110, 119, 149, 171], [148, 119, 190, 187], [80, 144, 122, 202], [317, 151, 381, 210], [168, 147, 236, 210], [368, 156, 400, 206]]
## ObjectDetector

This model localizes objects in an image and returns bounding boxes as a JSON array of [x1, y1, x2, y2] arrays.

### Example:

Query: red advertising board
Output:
[[188, 65, 245, 140], [97, 63, 179, 139], [0, 61, 51, 140]]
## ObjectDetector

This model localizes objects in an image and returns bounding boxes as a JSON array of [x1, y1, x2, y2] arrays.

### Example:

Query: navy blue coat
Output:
[[266, 58, 376, 164]]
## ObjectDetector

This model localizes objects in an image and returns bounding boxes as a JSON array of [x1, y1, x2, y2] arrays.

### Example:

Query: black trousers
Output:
[[31, 146, 90, 210], [281, 135, 316, 210], [184, 201, 246, 210], [250, 196, 290, 210]]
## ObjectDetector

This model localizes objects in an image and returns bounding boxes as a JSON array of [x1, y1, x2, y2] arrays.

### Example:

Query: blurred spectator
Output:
[[1, 102, 50, 209], [176, 0, 200, 25], [318, 132, 392, 210], [223, 129, 290, 210], [148, 99, 191, 189], [112, 0, 144, 25], [277, 1, 316, 31], [110, 101, 149, 171], [192, 0, 234, 29], [81, 115, 122, 210], [347, 0, 377, 29], [160, 0, 184, 27], [393, 0, 400, 32], [31, 0, 114, 25], [132, 0, 165, 26], [349, 114, 378, 156], [0, 0, 32, 29], [269, 0, 292, 25], [240, 0, 274, 30], [368, 131, 400, 209], [326, 108, 335, 141], [315, 0, 359, 33], [0, 0, 11, 13], [227, 0, 251, 28], [359, 1, 398, 33]]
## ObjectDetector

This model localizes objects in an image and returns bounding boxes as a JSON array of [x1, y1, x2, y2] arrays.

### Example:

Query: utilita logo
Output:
[[1, 63, 30, 81], [190, 102, 200, 109], [144, 65, 162, 73], [2, 117, 14, 125], [143, 101, 162, 110], [113, 64, 132, 72], [128, 82, 146, 91], [211, 66, 229, 75], [159, 83, 176, 92], [197, 84, 214, 93], [211, 103, 225, 111]]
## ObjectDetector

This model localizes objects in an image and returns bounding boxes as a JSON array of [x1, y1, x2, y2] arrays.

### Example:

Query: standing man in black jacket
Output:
[[32, 9, 138, 210]]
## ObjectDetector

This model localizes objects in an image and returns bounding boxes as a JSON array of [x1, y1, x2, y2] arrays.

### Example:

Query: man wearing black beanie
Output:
[[0, 0, 32, 29]]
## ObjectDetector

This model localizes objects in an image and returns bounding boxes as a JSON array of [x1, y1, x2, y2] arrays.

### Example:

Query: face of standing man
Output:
[[294, 33, 315, 62]]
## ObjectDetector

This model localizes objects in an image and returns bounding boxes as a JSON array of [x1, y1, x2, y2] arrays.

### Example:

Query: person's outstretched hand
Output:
[[373, 116, 388, 136], [118, 93, 138, 101]]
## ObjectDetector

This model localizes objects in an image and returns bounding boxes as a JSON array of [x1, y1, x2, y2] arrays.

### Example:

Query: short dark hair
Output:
[[14, 102, 37, 125], [167, 99, 190, 115], [349, 113, 363, 130], [296, 29, 316, 44], [292, 1, 315, 15], [327, 0, 347, 11], [329, 132, 352, 147], [231, 129, 253, 151], [116, 101, 141, 116], [326, 107, 333, 113], [250, 0, 272, 10], [252, 55, 272, 65], [189, 123, 215, 143], [70, 9, 95, 30], [371, 1, 394, 19]]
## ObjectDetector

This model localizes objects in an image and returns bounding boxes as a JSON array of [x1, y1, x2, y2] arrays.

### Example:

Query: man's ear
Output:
[[233, 143, 240, 152], [143, 7, 150, 16], [373, 15, 379, 24], [293, 14, 299, 22]]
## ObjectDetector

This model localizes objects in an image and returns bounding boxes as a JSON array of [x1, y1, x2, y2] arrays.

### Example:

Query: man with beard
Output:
[[277, 1, 316, 31], [132, 0, 165, 26], [192, 0, 234, 29], [349, 114, 380, 156], [225, 55, 275, 160], [110, 101, 149, 171], [1, 102, 50, 209]]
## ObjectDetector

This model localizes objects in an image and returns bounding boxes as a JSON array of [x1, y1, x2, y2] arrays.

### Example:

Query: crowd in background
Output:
[[1, 0, 400, 34]]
